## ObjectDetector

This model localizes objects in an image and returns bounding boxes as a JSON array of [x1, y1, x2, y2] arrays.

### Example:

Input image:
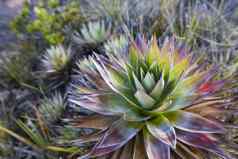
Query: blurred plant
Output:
[[68, 35, 236, 158], [0, 50, 35, 88], [81, 0, 161, 33], [39, 45, 71, 90], [157, 0, 238, 73], [74, 21, 111, 46], [42, 45, 71, 74], [11, 0, 84, 45], [39, 93, 66, 124], [0, 115, 79, 158], [104, 35, 129, 55]]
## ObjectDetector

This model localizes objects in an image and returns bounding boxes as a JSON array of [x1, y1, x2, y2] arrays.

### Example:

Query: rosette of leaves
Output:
[[73, 21, 111, 57], [39, 93, 66, 124], [40, 45, 71, 89], [104, 35, 129, 55], [68, 35, 236, 159]]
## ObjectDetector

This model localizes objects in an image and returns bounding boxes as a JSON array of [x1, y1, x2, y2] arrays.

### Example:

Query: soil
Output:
[[0, 0, 24, 52]]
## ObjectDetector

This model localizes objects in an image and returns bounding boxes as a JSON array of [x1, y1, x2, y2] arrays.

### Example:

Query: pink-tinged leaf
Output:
[[164, 111, 225, 133], [133, 135, 146, 159], [91, 56, 121, 94], [198, 80, 224, 94], [176, 130, 231, 159], [135, 34, 148, 53], [69, 93, 134, 116], [89, 120, 142, 157], [144, 129, 171, 159], [175, 142, 204, 159], [71, 115, 117, 130], [68, 96, 115, 115], [146, 115, 176, 148]]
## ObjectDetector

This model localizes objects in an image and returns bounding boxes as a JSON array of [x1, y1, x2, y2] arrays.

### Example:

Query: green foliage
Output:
[[11, 0, 84, 45], [39, 93, 66, 124], [0, 50, 35, 88]]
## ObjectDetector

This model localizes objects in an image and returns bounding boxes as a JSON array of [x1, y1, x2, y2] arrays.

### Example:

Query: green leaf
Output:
[[150, 76, 164, 99], [0, 125, 38, 149], [107, 66, 129, 90], [16, 120, 47, 147], [142, 72, 156, 92], [133, 72, 145, 91], [169, 57, 189, 82], [134, 90, 156, 109], [129, 45, 140, 69]]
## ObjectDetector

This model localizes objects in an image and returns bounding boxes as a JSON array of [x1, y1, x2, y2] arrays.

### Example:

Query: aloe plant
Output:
[[68, 35, 235, 158]]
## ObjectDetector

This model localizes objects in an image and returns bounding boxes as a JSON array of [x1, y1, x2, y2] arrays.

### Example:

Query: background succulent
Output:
[[41, 45, 71, 74], [68, 35, 236, 158], [39, 45, 72, 90], [38, 93, 66, 124], [74, 21, 111, 45]]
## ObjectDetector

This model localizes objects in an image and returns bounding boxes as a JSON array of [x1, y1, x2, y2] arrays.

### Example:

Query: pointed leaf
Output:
[[176, 130, 230, 159], [198, 81, 224, 94], [119, 141, 134, 159], [142, 72, 156, 92], [71, 115, 117, 130], [135, 90, 156, 109], [89, 120, 142, 157], [150, 76, 164, 99], [129, 45, 140, 68], [98, 120, 142, 148], [72, 131, 104, 145], [146, 115, 176, 148], [89, 144, 122, 158], [107, 66, 129, 90], [69, 93, 133, 116], [146, 36, 160, 65], [133, 72, 145, 91], [144, 129, 171, 159], [164, 111, 225, 133], [175, 142, 204, 159], [169, 57, 189, 82], [16, 120, 47, 147], [133, 135, 146, 159]]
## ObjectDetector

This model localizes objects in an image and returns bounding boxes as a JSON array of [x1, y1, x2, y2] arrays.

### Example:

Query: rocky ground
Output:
[[0, 0, 24, 52]]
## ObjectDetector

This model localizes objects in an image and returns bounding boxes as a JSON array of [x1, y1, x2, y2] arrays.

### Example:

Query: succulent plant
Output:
[[104, 35, 128, 55], [68, 35, 233, 159], [73, 21, 111, 45], [39, 45, 72, 90], [42, 45, 71, 74], [39, 93, 66, 124]]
